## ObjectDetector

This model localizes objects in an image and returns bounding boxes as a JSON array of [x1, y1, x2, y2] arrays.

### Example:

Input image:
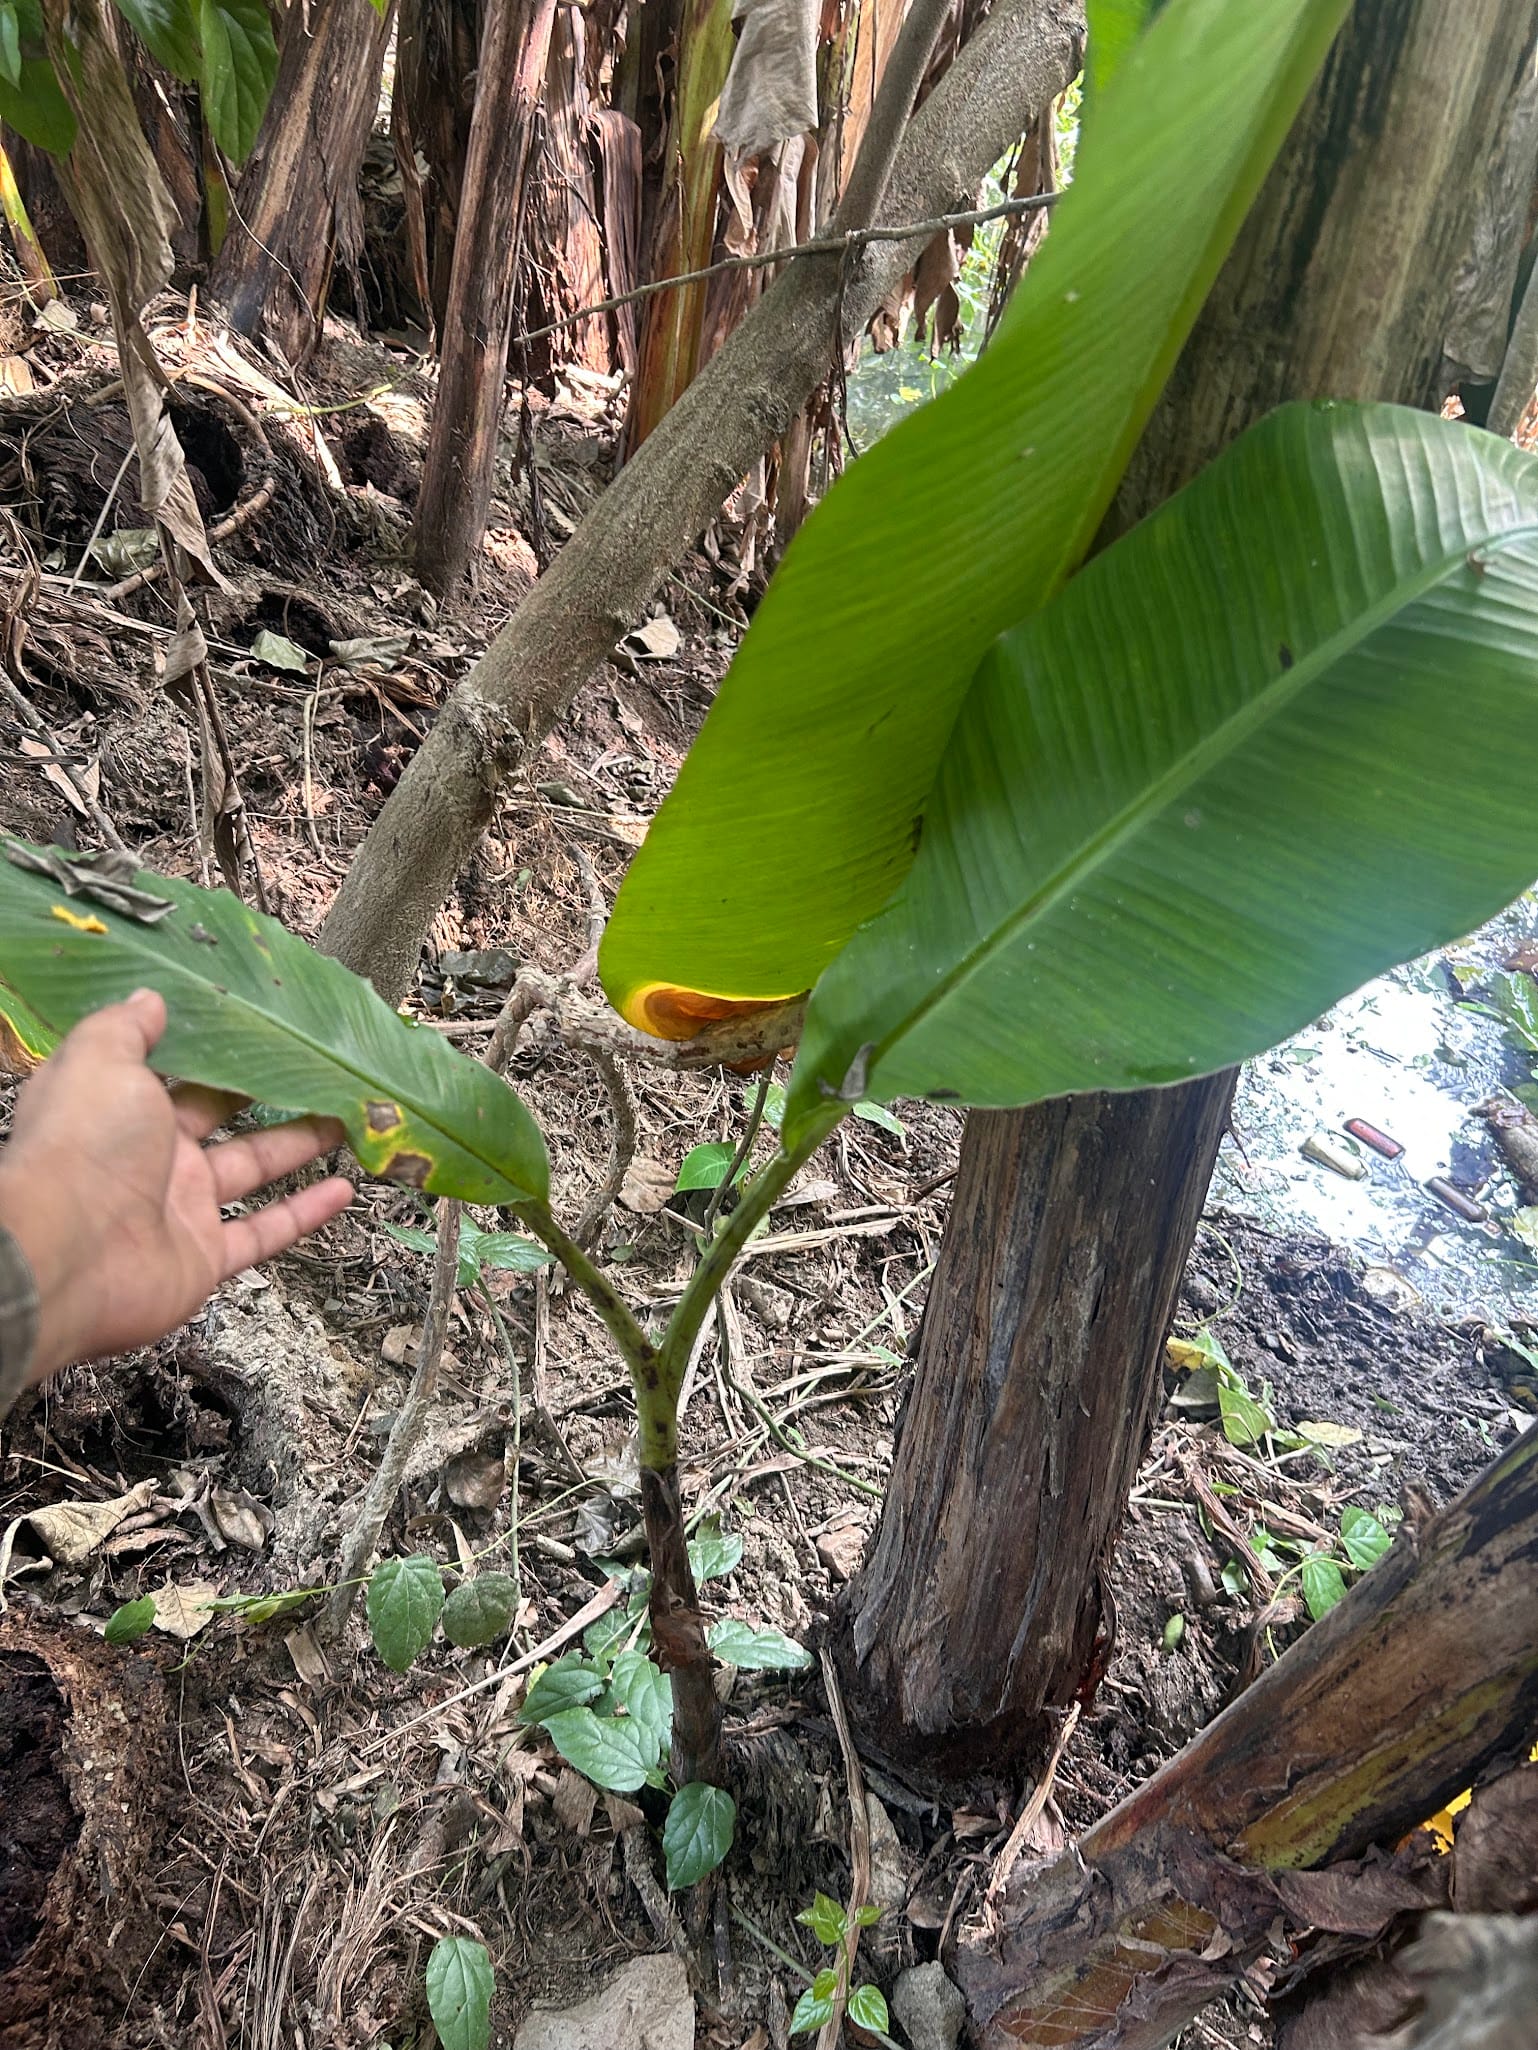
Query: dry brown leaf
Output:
[[210, 1486, 276, 1552], [18, 734, 100, 815], [2, 1478, 158, 1581], [383, 1322, 422, 1365], [444, 1449, 506, 1510], [0, 354, 34, 394], [623, 614, 681, 659], [553, 1768, 599, 1837], [619, 1157, 673, 1215], [43, 0, 220, 584], [150, 1576, 220, 1639]]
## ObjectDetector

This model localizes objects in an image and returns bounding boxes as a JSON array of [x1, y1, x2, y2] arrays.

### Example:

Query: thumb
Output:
[[69, 987, 168, 1063]]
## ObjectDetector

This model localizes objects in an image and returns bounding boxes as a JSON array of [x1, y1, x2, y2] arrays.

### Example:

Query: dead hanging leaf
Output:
[[150, 1576, 220, 1639], [43, 0, 222, 586], [210, 1486, 276, 1552], [619, 1157, 674, 1215], [0, 1479, 159, 1603], [714, 0, 818, 156]]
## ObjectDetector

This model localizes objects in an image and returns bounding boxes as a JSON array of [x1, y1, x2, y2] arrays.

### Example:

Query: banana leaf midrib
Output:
[[867, 517, 1538, 1073], [6, 858, 525, 1188]]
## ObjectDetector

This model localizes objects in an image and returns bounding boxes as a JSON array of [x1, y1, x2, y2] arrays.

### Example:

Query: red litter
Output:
[[1344, 1119, 1404, 1160]]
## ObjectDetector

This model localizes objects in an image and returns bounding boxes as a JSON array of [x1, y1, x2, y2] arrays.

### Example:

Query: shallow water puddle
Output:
[[1214, 892, 1538, 1321]]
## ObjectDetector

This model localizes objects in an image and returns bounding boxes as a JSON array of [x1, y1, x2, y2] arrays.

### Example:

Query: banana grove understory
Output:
[[0, 0, 1537, 2046]]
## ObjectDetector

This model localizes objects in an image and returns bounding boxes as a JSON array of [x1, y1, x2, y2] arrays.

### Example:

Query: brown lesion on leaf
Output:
[[365, 1099, 404, 1132], [384, 1150, 433, 1188]]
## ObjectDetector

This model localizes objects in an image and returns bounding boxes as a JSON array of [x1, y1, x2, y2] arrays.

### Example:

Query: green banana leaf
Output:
[[598, 0, 1352, 1030], [1084, 0, 1166, 105], [0, 971, 55, 1072], [0, 842, 548, 1204], [782, 403, 1538, 1141]]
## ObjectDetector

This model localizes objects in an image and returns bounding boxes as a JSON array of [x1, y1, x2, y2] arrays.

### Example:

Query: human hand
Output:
[[0, 988, 353, 1387]]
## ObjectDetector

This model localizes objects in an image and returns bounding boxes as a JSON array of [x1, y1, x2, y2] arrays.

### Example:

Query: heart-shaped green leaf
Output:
[[786, 405, 1538, 1136], [442, 1572, 520, 1649], [0, 841, 548, 1207], [541, 1705, 657, 1792], [519, 1652, 605, 1724], [706, 1618, 811, 1670], [663, 1781, 736, 1889], [196, 0, 277, 162], [367, 1554, 445, 1672], [608, 1648, 673, 1762], [425, 1936, 493, 2050], [108, 0, 201, 80]]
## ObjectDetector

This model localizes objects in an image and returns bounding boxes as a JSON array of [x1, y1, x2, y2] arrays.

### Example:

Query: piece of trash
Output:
[[1425, 1176, 1488, 1224], [623, 614, 681, 660], [1302, 1132, 1368, 1180], [1344, 1118, 1404, 1160]]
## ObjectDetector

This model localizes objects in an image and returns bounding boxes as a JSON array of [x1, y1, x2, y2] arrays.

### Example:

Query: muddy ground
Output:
[[0, 287, 1532, 2050]]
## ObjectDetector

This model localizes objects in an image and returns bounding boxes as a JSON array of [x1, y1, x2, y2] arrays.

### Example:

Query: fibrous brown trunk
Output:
[[319, 0, 1084, 997], [411, 0, 558, 597], [836, 0, 1538, 1765], [210, 0, 395, 366], [955, 1421, 1538, 2048], [839, 1083, 1234, 1772], [393, 0, 482, 338]]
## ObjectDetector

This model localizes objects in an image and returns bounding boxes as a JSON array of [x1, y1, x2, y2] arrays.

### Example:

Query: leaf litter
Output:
[[0, 305, 1531, 2050]]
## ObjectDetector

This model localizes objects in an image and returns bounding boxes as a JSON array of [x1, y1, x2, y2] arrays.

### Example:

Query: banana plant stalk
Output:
[[518, 1105, 842, 1782]]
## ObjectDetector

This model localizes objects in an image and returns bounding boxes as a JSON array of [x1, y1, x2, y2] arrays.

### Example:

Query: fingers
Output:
[[172, 1082, 245, 1142], [62, 987, 167, 1065], [217, 1175, 353, 1281], [206, 1116, 348, 1204]]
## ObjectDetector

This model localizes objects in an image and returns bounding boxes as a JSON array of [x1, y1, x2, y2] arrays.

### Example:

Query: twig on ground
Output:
[[725, 1364, 884, 1500], [621, 1823, 694, 1970], [300, 685, 322, 853], [572, 1045, 637, 1250], [817, 1646, 874, 2050], [985, 1700, 1080, 1902], [323, 1199, 463, 1638]]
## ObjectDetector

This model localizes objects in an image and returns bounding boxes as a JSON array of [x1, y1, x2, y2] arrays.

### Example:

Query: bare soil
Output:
[[0, 293, 1529, 2050]]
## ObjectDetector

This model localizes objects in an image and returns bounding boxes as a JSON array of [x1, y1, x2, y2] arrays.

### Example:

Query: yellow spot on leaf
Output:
[[50, 905, 108, 934]]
